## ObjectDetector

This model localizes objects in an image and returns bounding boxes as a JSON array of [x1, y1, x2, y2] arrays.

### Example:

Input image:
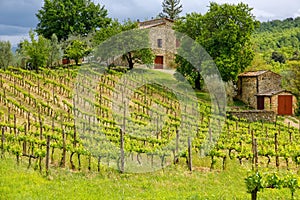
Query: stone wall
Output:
[[228, 110, 276, 122], [148, 24, 177, 69], [237, 76, 257, 108], [257, 71, 281, 93]]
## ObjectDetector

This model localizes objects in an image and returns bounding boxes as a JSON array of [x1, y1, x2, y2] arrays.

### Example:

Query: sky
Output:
[[0, 0, 300, 47]]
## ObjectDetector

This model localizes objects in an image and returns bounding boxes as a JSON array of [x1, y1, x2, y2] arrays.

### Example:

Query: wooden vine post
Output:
[[175, 128, 179, 164], [70, 98, 77, 170], [188, 137, 192, 171], [288, 122, 292, 143], [208, 118, 212, 143], [13, 114, 17, 136], [27, 112, 31, 131], [23, 124, 27, 155], [253, 138, 258, 169], [120, 100, 126, 173], [251, 130, 256, 170], [60, 130, 66, 168], [1, 126, 5, 157], [7, 107, 10, 123], [275, 132, 279, 169], [51, 118, 55, 163], [46, 135, 50, 175], [39, 112, 43, 172]]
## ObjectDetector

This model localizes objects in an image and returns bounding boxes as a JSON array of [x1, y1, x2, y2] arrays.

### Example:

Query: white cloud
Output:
[[252, 8, 276, 21], [294, 8, 300, 18], [0, 34, 29, 47]]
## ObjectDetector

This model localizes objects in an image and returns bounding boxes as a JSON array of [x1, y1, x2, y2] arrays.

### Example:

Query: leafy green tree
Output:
[[173, 13, 204, 89], [174, 2, 259, 86], [200, 3, 259, 82], [65, 39, 90, 66], [159, 0, 183, 20], [47, 34, 62, 67], [283, 61, 300, 115], [0, 41, 13, 70], [36, 0, 111, 41], [271, 51, 286, 63], [21, 31, 50, 72], [94, 20, 154, 69]]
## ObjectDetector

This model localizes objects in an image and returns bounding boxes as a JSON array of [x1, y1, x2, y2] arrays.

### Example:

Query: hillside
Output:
[[0, 65, 300, 198], [249, 17, 300, 74]]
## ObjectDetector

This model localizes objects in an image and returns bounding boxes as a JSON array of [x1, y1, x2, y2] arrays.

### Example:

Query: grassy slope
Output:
[[0, 155, 296, 200]]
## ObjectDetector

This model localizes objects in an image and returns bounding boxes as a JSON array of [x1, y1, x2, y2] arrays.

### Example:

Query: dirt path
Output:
[[284, 116, 300, 129]]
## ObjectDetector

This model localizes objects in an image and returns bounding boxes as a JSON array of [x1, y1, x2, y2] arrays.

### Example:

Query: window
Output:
[[157, 39, 162, 48]]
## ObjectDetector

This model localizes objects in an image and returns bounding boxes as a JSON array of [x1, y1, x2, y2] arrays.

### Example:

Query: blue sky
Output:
[[0, 0, 299, 47]]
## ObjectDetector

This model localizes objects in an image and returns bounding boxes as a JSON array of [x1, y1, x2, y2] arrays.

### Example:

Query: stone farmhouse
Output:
[[138, 18, 178, 69], [236, 70, 297, 115]]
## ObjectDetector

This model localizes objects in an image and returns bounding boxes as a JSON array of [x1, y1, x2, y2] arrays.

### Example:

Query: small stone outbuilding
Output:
[[236, 70, 297, 115]]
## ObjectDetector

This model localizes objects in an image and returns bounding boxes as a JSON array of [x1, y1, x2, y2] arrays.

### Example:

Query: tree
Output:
[[47, 34, 62, 67], [94, 20, 154, 69], [36, 0, 111, 41], [271, 51, 286, 63], [0, 41, 13, 70], [159, 0, 183, 20], [283, 61, 300, 115], [21, 31, 50, 72], [174, 3, 259, 85], [65, 39, 90, 66], [173, 13, 205, 89]]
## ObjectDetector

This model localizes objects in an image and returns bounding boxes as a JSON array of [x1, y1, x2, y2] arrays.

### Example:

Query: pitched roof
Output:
[[238, 70, 269, 77], [138, 18, 174, 29]]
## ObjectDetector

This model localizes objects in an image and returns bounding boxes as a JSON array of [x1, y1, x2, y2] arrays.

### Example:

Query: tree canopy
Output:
[[65, 38, 91, 66], [47, 34, 63, 67], [258, 17, 300, 32], [94, 20, 154, 69], [174, 2, 259, 86], [159, 0, 183, 20], [36, 0, 111, 41], [21, 31, 50, 72], [283, 61, 300, 115], [0, 41, 13, 70]]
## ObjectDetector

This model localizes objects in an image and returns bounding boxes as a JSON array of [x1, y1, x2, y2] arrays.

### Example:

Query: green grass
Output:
[[195, 91, 211, 103], [0, 155, 297, 200]]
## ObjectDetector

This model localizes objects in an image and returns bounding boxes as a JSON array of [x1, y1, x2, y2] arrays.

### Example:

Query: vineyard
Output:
[[1, 65, 300, 199]]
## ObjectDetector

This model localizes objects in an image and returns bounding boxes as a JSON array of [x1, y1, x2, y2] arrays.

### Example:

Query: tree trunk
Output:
[[128, 60, 134, 70], [194, 72, 201, 90], [125, 52, 134, 70], [251, 188, 258, 200]]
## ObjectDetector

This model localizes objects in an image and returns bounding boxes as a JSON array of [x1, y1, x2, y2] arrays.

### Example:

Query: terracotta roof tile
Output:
[[238, 70, 268, 77], [138, 18, 174, 29]]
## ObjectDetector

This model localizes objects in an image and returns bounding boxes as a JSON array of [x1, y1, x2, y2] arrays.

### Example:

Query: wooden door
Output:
[[278, 95, 293, 115], [154, 56, 163, 69], [257, 96, 264, 110]]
